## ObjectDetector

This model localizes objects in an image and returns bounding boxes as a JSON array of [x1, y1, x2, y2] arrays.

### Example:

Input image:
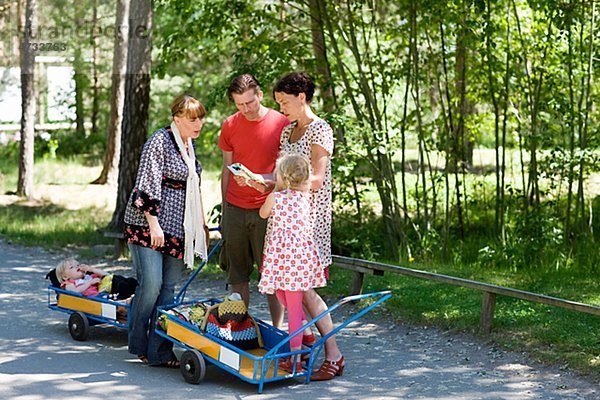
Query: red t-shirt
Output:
[[219, 109, 289, 209]]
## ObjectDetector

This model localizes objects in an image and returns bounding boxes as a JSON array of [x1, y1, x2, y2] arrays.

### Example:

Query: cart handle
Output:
[[175, 228, 222, 305], [265, 290, 392, 357]]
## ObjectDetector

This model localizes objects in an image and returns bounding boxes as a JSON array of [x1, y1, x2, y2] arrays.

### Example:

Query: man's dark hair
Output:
[[273, 72, 315, 103], [228, 74, 261, 98]]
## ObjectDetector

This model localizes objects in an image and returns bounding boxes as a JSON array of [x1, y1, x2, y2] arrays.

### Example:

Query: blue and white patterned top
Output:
[[124, 126, 202, 259]]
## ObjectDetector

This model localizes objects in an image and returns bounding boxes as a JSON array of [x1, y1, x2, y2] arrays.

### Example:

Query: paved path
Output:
[[0, 239, 597, 399]]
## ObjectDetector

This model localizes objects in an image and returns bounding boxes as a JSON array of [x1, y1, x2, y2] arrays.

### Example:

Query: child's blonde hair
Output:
[[55, 258, 78, 284], [275, 153, 310, 190]]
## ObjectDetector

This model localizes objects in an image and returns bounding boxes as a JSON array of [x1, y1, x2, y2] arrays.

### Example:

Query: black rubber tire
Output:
[[68, 312, 89, 341], [180, 349, 206, 384]]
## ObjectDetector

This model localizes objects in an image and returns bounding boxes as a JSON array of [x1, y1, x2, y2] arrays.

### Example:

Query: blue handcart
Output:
[[156, 257, 392, 393], [47, 285, 131, 341], [47, 230, 223, 341]]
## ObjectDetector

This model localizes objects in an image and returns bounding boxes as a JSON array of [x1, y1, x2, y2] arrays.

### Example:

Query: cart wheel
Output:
[[180, 349, 205, 384], [68, 312, 89, 341]]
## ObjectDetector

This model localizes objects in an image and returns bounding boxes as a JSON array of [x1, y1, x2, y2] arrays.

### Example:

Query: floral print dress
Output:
[[258, 189, 326, 294], [279, 119, 334, 273]]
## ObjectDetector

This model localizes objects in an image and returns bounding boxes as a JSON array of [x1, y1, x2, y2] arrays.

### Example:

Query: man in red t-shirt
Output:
[[218, 74, 289, 328]]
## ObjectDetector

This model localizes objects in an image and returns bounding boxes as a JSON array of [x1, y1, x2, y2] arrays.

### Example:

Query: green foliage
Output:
[[331, 208, 385, 260], [477, 209, 565, 270]]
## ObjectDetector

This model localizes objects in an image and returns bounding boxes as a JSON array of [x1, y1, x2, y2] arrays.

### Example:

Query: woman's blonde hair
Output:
[[55, 258, 78, 284], [275, 153, 310, 190], [171, 93, 206, 119]]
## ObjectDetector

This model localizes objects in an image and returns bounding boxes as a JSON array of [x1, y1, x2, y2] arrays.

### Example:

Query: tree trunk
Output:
[[485, 0, 502, 234], [319, 0, 402, 257], [92, 0, 129, 185], [108, 0, 152, 232], [73, 3, 86, 138], [499, 0, 511, 242], [454, 3, 473, 168], [308, 0, 335, 113], [308, 0, 363, 219], [411, 3, 428, 233], [565, 6, 576, 241], [17, 0, 37, 199], [440, 22, 464, 237], [577, 0, 595, 234], [90, 0, 100, 137]]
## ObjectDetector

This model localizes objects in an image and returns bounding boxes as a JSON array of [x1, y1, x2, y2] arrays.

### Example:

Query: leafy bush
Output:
[[475, 208, 566, 270], [331, 208, 385, 260]]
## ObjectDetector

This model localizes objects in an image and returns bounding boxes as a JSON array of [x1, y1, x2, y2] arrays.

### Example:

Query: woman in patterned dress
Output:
[[124, 94, 208, 367], [258, 153, 326, 373], [273, 72, 344, 381]]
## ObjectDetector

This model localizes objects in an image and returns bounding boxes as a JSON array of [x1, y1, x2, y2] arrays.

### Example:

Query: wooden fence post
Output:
[[480, 291, 496, 333], [351, 271, 364, 295]]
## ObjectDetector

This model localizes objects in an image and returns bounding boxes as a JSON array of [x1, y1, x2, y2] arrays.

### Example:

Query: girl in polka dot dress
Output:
[[258, 153, 326, 372]]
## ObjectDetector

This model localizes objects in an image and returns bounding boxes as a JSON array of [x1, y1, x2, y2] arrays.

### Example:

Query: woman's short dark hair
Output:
[[228, 74, 261, 98], [273, 72, 315, 103]]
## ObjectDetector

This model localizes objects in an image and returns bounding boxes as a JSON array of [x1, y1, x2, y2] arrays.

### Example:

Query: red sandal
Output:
[[279, 357, 304, 374], [302, 332, 316, 346], [311, 355, 344, 381]]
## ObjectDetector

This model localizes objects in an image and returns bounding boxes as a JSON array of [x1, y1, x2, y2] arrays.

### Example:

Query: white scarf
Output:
[[170, 122, 207, 268]]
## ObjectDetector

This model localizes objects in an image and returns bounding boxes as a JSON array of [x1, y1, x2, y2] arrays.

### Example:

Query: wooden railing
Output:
[[332, 255, 600, 333]]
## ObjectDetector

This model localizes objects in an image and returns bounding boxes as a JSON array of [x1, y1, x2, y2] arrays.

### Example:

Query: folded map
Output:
[[227, 163, 266, 185]]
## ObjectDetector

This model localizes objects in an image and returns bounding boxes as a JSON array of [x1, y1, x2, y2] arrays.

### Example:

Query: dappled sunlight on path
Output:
[[0, 238, 597, 399]]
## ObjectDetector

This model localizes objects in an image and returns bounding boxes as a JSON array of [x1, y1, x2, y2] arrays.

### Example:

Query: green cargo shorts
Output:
[[220, 202, 268, 285]]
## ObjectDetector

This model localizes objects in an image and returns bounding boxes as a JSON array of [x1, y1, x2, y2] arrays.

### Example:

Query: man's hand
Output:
[[232, 175, 247, 187]]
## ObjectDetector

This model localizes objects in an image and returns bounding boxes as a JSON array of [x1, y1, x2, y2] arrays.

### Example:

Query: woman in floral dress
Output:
[[272, 72, 344, 381]]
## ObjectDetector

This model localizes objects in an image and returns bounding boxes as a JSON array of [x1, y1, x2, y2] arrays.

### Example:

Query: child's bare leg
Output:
[[267, 293, 284, 329]]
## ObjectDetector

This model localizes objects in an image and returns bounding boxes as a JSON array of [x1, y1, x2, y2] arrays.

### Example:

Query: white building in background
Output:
[[0, 56, 76, 131], [0, 66, 20, 123]]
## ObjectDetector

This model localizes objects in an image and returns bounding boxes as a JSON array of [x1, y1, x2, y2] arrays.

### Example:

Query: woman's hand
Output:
[[145, 213, 164, 248], [149, 224, 165, 248], [233, 174, 273, 193], [248, 179, 271, 193], [203, 224, 210, 248]]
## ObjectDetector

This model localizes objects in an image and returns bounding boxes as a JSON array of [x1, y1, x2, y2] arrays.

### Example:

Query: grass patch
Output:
[[0, 202, 112, 250], [322, 263, 600, 380]]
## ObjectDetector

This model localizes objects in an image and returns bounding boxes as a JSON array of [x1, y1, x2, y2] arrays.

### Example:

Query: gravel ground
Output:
[[0, 239, 598, 400]]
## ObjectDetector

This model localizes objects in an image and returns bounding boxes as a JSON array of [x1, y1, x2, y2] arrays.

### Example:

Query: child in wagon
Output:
[[55, 258, 137, 300]]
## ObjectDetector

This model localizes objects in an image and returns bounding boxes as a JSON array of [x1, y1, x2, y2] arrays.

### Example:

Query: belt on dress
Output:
[[162, 176, 186, 190]]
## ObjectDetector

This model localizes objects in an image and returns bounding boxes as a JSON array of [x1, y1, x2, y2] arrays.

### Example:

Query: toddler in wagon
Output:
[[55, 258, 137, 300]]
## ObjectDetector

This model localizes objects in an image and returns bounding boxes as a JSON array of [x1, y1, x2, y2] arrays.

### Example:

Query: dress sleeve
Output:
[[307, 120, 334, 155], [130, 131, 165, 216]]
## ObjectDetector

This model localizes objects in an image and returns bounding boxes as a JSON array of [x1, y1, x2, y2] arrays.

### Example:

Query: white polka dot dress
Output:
[[279, 119, 334, 273]]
